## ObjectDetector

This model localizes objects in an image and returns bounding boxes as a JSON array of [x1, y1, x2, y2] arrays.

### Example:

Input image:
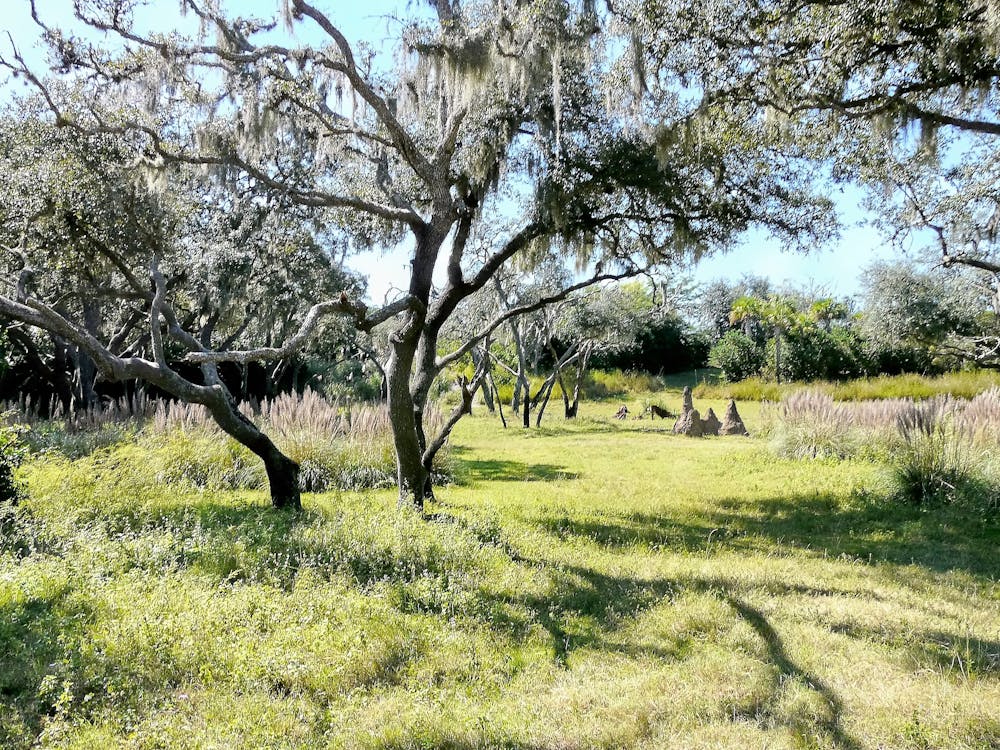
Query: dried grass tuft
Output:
[[5, 390, 450, 492]]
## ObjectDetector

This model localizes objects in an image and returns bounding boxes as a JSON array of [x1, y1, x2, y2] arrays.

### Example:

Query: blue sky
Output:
[[2, 0, 903, 303]]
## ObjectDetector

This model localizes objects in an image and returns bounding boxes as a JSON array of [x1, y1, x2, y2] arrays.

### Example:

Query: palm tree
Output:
[[729, 295, 799, 383], [808, 298, 848, 332]]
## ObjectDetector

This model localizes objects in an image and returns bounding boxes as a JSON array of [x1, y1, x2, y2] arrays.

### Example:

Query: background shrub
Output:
[[708, 330, 765, 382]]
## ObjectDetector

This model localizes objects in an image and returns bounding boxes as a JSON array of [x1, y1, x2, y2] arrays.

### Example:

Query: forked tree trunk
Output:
[[471, 347, 494, 412], [565, 345, 591, 419], [557, 367, 572, 417]]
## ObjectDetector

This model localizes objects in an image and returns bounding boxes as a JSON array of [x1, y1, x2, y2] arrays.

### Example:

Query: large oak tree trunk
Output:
[[78, 299, 101, 408], [386, 327, 431, 512]]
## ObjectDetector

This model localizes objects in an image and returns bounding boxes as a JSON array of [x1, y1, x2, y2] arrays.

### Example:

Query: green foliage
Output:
[[583, 369, 664, 397], [0, 418, 26, 504], [492, 368, 664, 406], [861, 262, 989, 369], [763, 326, 868, 382], [594, 313, 709, 374], [708, 330, 765, 382], [316, 358, 384, 403]]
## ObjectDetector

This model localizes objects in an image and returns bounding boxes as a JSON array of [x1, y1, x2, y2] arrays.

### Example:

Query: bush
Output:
[[0, 418, 27, 504], [763, 327, 869, 383], [708, 331, 765, 382], [593, 315, 710, 374]]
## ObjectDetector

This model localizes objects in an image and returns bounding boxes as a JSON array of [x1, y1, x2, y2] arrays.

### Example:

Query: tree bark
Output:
[[491, 372, 507, 428], [261, 449, 301, 510], [0, 290, 303, 511], [203, 393, 301, 510], [566, 345, 592, 418], [774, 326, 783, 384], [471, 347, 495, 412], [78, 298, 101, 408], [386, 317, 431, 512]]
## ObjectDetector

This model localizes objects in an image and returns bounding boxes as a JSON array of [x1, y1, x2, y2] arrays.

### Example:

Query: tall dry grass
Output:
[[696, 370, 1000, 402], [5, 390, 448, 492], [765, 388, 1000, 510], [1, 394, 157, 457], [149, 391, 449, 492]]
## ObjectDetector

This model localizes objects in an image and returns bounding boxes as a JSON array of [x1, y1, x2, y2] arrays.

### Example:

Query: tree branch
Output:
[[184, 294, 423, 364], [435, 266, 645, 370]]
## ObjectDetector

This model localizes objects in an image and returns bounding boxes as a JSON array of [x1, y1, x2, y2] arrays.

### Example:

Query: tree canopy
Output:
[[0, 0, 836, 508]]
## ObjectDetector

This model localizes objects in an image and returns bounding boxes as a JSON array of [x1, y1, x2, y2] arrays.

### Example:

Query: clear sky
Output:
[[1, 0, 903, 304]]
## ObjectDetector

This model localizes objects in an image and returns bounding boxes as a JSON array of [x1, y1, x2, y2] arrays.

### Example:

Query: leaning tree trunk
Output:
[[205, 393, 301, 510], [566, 345, 592, 419], [471, 346, 495, 412], [77, 299, 102, 408]]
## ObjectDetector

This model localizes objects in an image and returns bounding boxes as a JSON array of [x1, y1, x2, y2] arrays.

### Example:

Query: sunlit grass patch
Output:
[[2, 398, 998, 748]]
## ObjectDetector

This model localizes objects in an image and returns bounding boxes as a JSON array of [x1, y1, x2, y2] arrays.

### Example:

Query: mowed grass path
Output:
[[2, 398, 999, 749]]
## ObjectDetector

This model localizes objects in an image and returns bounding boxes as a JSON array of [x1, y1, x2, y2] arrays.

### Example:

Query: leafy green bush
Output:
[[762, 327, 869, 383], [708, 331, 765, 382], [0, 419, 26, 504]]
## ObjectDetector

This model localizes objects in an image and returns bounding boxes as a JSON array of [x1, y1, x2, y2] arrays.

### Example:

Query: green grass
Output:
[[2, 398, 999, 749], [695, 370, 1000, 402]]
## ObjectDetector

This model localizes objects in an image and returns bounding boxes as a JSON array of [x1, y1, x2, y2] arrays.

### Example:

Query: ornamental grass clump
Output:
[[2, 394, 154, 457], [763, 390, 858, 459], [891, 399, 988, 508]]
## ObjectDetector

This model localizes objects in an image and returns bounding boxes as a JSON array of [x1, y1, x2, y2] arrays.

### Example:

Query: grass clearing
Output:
[[2, 397, 998, 749]]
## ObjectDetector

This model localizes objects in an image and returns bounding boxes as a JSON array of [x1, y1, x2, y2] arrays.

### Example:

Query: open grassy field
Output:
[[2, 396, 999, 749]]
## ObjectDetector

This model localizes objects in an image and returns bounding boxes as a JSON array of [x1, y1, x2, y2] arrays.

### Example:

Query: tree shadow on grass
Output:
[[828, 621, 1000, 679], [449, 447, 579, 484], [725, 595, 863, 750], [532, 491, 1000, 579], [9, 486, 993, 749], [465, 560, 865, 749]]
